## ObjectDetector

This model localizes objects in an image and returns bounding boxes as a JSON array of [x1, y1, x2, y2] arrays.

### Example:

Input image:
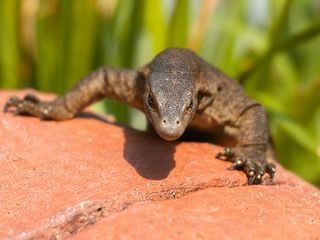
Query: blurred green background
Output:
[[0, 0, 319, 185]]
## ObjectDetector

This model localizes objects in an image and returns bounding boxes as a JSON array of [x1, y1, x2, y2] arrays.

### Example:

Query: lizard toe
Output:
[[4, 96, 22, 112], [216, 147, 235, 160], [24, 94, 40, 104], [227, 157, 245, 170], [265, 162, 276, 181], [244, 161, 264, 185]]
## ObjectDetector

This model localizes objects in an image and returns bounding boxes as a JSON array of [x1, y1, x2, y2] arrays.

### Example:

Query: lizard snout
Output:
[[156, 116, 185, 141]]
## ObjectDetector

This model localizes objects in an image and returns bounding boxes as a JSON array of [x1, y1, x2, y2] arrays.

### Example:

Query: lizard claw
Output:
[[215, 146, 276, 185]]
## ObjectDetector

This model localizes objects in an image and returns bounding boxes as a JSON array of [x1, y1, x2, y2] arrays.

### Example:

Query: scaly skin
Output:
[[4, 48, 275, 184]]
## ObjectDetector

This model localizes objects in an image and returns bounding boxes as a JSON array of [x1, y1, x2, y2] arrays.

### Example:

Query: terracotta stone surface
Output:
[[0, 90, 319, 240]]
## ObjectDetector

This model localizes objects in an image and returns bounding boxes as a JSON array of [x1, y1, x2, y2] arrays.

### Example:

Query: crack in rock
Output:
[[10, 201, 104, 240], [7, 169, 280, 240], [10, 178, 244, 240]]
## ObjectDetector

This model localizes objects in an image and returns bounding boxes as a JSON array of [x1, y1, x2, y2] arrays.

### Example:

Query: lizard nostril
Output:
[[176, 120, 180, 125], [163, 119, 166, 124]]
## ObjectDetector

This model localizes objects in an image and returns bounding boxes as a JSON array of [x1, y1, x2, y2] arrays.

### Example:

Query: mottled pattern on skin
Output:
[[4, 48, 275, 184]]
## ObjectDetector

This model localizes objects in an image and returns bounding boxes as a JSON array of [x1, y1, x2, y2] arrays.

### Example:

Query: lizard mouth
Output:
[[157, 132, 181, 141]]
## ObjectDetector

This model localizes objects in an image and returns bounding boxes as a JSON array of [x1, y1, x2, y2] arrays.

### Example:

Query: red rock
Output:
[[0, 90, 319, 239]]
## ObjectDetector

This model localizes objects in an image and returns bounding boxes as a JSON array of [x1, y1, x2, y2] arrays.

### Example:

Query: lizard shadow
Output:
[[122, 127, 176, 180], [79, 111, 176, 180]]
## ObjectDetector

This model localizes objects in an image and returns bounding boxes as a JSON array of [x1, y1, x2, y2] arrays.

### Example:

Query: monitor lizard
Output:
[[4, 48, 276, 184]]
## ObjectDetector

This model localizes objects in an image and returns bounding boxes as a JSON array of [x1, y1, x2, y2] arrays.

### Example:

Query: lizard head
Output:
[[143, 48, 199, 141]]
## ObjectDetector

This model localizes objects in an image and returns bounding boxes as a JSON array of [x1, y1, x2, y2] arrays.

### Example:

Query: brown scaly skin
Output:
[[4, 48, 275, 185]]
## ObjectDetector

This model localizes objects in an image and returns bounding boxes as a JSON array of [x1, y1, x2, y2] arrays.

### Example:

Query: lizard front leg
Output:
[[215, 97, 276, 184], [4, 67, 145, 120]]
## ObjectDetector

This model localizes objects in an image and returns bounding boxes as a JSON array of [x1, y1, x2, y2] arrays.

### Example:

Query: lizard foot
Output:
[[216, 147, 276, 185], [3, 94, 46, 118]]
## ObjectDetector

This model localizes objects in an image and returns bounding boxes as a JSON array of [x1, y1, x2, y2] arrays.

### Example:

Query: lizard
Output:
[[4, 48, 275, 185]]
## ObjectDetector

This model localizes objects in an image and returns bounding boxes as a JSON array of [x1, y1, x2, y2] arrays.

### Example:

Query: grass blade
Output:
[[0, 0, 19, 88]]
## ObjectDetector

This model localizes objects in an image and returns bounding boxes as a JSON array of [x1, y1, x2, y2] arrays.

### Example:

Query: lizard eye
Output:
[[147, 94, 156, 110], [185, 100, 194, 113]]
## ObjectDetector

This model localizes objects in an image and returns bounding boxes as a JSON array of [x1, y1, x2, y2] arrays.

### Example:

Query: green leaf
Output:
[[167, 0, 190, 47], [0, 0, 19, 88], [273, 22, 320, 53], [275, 116, 317, 155], [239, 22, 320, 83], [268, 0, 292, 48], [144, 0, 167, 54]]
